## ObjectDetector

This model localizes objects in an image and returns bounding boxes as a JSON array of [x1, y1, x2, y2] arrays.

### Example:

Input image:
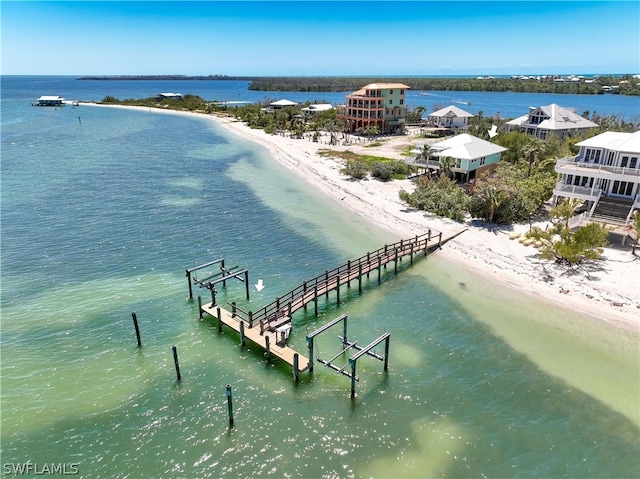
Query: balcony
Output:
[[552, 181, 602, 201], [555, 156, 640, 179]]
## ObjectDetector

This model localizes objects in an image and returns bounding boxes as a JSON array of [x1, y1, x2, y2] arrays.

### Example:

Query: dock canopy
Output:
[[36, 95, 65, 106]]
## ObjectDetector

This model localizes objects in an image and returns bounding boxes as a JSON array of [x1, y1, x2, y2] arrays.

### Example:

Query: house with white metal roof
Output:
[[506, 103, 597, 140], [553, 130, 640, 225], [412, 134, 507, 182], [269, 99, 299, 109], [301, 103, 333, 115], [156, 92, 183, 101], [428, 105, 474, 129]]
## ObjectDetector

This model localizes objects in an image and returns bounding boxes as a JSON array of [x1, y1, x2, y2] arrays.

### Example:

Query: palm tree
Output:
[[417, 144, 433, 164], [624, 210, 640, 256], [523, 139, 542, 177], [550, 198, 584, 229], [438, 156, 456, 180], [362, 124, 380, 138], [483, 185, 509, 223]]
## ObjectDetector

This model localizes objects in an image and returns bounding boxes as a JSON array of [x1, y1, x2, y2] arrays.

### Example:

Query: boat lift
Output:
[[306, 314, 390, 398], [185, 258, 250, 306]]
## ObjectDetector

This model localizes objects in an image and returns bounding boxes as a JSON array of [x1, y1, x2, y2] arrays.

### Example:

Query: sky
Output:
[[2, 1, 639, 76]]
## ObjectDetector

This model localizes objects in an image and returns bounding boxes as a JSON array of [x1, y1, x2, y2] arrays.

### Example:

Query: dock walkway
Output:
[[196, 229, 465, 379], [201, 303, 310, 375]]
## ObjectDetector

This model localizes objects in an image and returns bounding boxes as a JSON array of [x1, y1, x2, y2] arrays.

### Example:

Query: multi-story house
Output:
[[552, 130, 640, 225], [506, 103, 597, 140], [428, 105, 474, 129], [339, 83, 410, 134]]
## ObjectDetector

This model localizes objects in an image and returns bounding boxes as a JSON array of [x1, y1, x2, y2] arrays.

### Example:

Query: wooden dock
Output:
[[201, 302, 310, 379], [195, 228, 465, 380]]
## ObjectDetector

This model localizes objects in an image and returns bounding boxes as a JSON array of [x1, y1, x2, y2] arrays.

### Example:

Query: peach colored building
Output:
[[340, 83, 410, 134]]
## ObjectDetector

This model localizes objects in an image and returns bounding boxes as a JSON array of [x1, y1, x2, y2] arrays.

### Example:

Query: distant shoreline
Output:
[[76, 74, 640, 96]]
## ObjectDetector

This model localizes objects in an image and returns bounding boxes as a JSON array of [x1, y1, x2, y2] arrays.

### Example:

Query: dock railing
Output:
[[244, 231, 442, 331]]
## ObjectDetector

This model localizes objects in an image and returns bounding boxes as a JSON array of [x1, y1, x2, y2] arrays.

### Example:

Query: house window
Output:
[[621, 156, 629, 168], [585, 149, 601, 163], [389, 90, 394, 94], [480, 157, 486, 166], [566, 174, 573, 185], [612, 181, 634, 196], [630, 157, 638, 168], [400, 99, 404, 105], [389, 99, 393, 105], [400, 89, 404, 94], [605, 151, 615, 165]]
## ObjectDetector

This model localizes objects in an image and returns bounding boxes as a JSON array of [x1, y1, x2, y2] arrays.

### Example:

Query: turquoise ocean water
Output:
[[1, 77, 638, 478]]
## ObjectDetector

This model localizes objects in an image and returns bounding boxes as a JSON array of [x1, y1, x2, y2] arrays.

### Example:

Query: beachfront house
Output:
[[552, 130, 640, 226], [339, 83, 409, 134], [505, 103, 597, 140], [156, 92, 183, 101], [412, 134, 507, 182], [267, 99, 299, 111], [301, 103, 334, 117], [428, 105, 474, 129]]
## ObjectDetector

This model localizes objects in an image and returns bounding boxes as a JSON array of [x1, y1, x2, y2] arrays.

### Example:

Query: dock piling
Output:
[[172, 345, 181, 381], [240, 321, 246, 348], [394, 248, 399, 273], [314, 285, 318, 316], [131, 312, 142, 347], [265, 335, 271, 361], [325, 271, 329, 299], [197, 296, 203, 319], [293, 353, 300, 382], [226, 385, 234, 427], [350, 359, 357, 398], [186, 269, 193, 299]]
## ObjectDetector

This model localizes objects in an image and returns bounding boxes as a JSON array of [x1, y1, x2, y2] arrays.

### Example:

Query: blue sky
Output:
[[2, 1, 639, 76]]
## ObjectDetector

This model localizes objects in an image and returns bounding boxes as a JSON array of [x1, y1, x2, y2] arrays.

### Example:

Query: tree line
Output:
[[82, 74, 640, 96], [247, 75, 640, 96]]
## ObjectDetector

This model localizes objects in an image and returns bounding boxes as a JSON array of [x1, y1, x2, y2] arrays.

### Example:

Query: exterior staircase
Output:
[[591, 196, 634, 226]]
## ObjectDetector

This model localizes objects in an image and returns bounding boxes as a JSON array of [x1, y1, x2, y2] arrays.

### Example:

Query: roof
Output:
[[362, 83, 410, 90], [505, 103, 597, 130], [38, 95, 65, 101], [431, 134, 507, 160], [352, 83, 411, 95], [576, 130, 640, 154], [301, 103, 333, 112], [429, 105, 474, 118], [270, 99, 298, 106]]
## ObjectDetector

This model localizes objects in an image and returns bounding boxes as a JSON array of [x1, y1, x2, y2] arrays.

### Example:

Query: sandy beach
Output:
[[208, 113, 640, 333], [92, 104, 640, 334]]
